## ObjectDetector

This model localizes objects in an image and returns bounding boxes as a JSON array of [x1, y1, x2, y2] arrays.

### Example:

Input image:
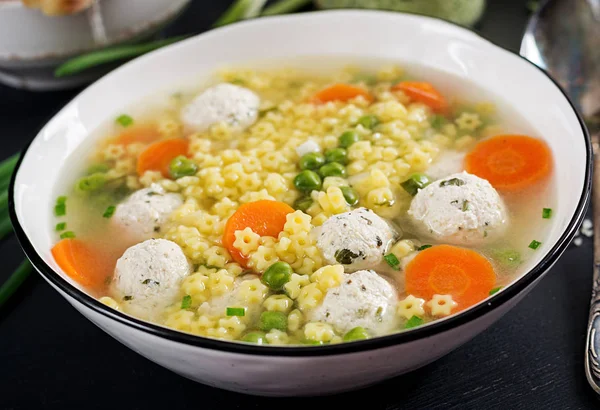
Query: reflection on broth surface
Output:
[[50, 63, 556, 346]]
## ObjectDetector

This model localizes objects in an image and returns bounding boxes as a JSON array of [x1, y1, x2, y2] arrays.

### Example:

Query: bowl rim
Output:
[[9, 9, 592, 357]]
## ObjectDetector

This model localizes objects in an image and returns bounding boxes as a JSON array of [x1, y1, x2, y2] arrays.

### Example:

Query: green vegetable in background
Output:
[[314, 0, 487, 27]]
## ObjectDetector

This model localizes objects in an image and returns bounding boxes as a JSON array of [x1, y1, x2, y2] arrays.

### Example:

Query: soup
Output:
[[51, 64, 555, 346]]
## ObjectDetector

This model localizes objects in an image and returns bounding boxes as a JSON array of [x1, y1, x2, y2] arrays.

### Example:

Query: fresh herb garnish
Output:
[[55, 222, 66, 231], [54, 196, 67, 216], [528, 240, 541, 250], [401, 173, 431, 196], [181, 295, 192, 309], [226, 307, 246, 317], [418, 244, 432, 251], [405, 315, 424, 329], [103, 205, 116, 218], [440, 178, 466, 187], [462, 200, 470, 212], [123, 295, 133, 301], [383, 253, 400, 269], [489, 287, 502, 295], [116, 114, 133, 127], [59, 231, 75, 239], [335, 249, 361, 265], [142, 279, 159, 286], [542, 208, 552, 219]]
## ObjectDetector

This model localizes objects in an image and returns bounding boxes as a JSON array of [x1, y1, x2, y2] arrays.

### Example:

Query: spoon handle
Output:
[[585, 135, 600, 394]]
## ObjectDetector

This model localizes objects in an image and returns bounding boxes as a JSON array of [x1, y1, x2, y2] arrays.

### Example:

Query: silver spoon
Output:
[[520, 0, 600, 393]]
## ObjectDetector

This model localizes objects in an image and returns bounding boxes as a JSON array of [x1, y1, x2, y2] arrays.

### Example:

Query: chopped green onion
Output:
[[405, 315, 424, 329], [55, 196, 68, 215], [542, 208, 552, 219], [489, 287, 502, 295], [181, 295, 192, 309], [60, 231, 76, 239], [55, 222, 67, 231], [528, 240, 541, 250], [103, 205, 116, 218], [169, 156, 199, 179], [115, 114, 133, 127], [75, 173, 106, 193], [418, 244, 432, 251], [226, 307, 246, 317], [383, 253, 400, 269], [401, 173, 431, 196]]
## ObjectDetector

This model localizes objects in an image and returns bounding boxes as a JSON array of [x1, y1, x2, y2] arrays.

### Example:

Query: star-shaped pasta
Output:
[[397, 295, 426, 319], [426, 294, 458, 317], [455, 112, 482, 131]]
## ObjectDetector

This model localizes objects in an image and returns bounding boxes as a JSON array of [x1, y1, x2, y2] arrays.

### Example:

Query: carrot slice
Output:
[[223, 200, 295, 267], [405, 245, 496, 312], [465, 134, 553, 191], [51, 239, 113, 292], [312, 83, 374, 104], [136, 138, 189, 177], [113, 125, 161, 146], [392, 81, 448, 113]]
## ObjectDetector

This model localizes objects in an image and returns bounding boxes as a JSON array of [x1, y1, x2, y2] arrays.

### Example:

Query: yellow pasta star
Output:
[[426, 294, 458, 317], [397, 295, 426, 320]]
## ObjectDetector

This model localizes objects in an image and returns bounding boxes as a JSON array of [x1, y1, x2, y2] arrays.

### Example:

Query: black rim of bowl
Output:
[[8, 10, 592, 357]]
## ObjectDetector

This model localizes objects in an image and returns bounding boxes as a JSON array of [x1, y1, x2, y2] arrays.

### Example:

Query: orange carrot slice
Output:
[[51, 239, 114, 292], [312, 83, 374, 104], [136, 138, 189, 177], [223, 200, 295, 267], [392, 81, 448, 113], [465, 134, 553, 192], [405, 245, 496, 312], [113, 125, 161, 146]]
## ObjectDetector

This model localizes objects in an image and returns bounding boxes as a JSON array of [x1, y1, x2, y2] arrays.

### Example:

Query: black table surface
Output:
[[1, 1, 599, 408]]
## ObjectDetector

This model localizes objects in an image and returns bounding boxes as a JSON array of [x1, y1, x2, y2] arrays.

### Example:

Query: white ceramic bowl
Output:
[[9, 10, 591, 397]]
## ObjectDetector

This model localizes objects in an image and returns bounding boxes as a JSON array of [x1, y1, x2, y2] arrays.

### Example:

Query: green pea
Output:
[[169, 155, 198, 179], [75, 173, 106, 193], [325, 148, 348, 165], [340, 186, 359, 206], [357, 115, 380, 129], [319, 162, 346, 178], [299, 152, 326, 170], [242, 331, 268, 345], [294, 197, 313, 212], [261, 261, 292, 291], [294, 170, 322, 192], [339, 130, 361, 148], [259, 311, 288, 332], [343, 327, 370, 342]]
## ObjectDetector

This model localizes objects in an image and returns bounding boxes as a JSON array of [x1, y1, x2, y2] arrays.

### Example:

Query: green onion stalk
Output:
[[54, 0, 312, 78], [0, 152, 35, 309]]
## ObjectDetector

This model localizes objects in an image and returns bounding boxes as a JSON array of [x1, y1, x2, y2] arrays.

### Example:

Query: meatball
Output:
[[180, 83, 260, 132], [316, 208, 399, 273], [113, 239, 192, 318], [310, 270, 398, 336], [408, 171, 508, 245], [113, 184, 183, 241]]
